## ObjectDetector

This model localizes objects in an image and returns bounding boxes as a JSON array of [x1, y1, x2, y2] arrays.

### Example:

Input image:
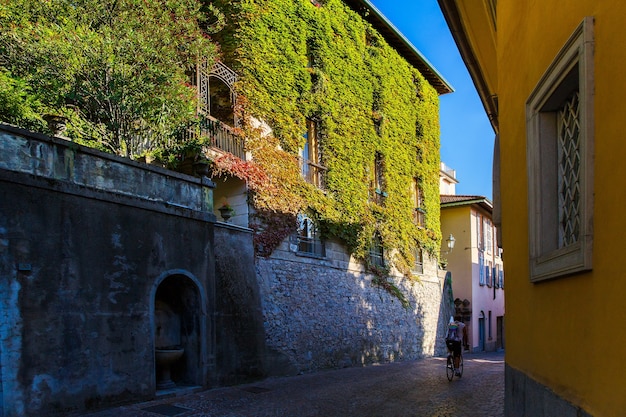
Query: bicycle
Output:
[[446, 344, 463, 381]]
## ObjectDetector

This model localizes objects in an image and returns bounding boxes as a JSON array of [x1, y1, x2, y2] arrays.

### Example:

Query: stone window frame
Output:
[[526, 17, 594, 282]]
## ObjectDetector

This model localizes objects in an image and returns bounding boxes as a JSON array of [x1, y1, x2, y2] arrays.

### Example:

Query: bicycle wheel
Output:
[[446, 355, 454, 381], [457, 354, 464, 378]]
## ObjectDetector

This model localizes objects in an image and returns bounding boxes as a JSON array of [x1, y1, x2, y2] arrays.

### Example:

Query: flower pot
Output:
[[43, 114, 68, 137], [218, 206, 234, 221]]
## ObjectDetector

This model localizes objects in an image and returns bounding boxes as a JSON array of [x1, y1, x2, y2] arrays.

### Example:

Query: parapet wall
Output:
[[0, 125, 216, 417]]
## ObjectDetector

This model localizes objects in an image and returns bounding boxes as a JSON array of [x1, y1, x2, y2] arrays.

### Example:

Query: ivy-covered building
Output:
[[200, 0, 456, 374], [0, 1, 458, 414]]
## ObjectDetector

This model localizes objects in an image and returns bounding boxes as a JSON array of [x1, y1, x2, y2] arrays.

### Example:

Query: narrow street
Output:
[[84, 351, 504, 417]]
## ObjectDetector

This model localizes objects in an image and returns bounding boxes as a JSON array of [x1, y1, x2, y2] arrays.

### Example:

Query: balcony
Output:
[[182, 115, 246, 160]]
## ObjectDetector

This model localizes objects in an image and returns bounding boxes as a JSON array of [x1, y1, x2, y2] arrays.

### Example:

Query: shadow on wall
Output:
[[213, 225, 268, 385], [436, 271, 456, 354]]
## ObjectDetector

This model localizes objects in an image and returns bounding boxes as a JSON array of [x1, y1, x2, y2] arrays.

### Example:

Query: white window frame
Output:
[[526, 17, 594, 282]]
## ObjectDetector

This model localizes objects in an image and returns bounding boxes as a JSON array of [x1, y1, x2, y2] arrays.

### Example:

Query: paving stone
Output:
[[82, 351, 504, 417]]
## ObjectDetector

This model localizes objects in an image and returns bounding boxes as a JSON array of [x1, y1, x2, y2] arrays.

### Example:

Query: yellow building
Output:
[[439, 1, 626, 415]]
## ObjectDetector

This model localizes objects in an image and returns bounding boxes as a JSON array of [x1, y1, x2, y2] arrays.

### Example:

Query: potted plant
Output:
[[218, 202, 235, 221]]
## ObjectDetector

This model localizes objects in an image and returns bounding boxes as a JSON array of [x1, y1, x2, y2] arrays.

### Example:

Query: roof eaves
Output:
[[437, 0, 498, 132], [440, 195, 493, 211], [346, 0, 454, 95]]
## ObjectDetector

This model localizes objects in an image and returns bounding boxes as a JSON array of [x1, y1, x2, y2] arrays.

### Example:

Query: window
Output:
[[369, 233, 385, 268], [476, 214, 484, 251], [499, 269, 504, 289], [300, 119, 326, 189], [526, 17, 594, 281], [479, 253, 485, 286], [411, 247, 423, 274], [295, 214, 325, 257], [486, 261, 492, 287], [485, 218, 493, 254], [495, 264, 501, 288], [370, 152, 387, 204], [411, 178, 425, 227]]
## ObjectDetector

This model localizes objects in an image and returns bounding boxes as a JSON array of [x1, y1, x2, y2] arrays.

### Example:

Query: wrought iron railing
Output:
[[182, 115, 246, 160]]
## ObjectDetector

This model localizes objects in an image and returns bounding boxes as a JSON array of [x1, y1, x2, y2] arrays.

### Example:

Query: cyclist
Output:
[[446, 316, 465, 376]]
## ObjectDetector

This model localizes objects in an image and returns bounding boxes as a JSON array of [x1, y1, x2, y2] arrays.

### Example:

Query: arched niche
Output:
[[151, 271, 207, 391]]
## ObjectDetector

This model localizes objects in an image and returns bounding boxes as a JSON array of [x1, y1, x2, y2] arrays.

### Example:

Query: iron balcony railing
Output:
[[182, 115, 246, 160]]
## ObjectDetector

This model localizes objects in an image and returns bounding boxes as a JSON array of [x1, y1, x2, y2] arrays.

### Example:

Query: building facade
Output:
[[202, 0, 457, 373], [439, 1, 626, 415], [440, 190, 505, 353], [0, 1, 460, 415]]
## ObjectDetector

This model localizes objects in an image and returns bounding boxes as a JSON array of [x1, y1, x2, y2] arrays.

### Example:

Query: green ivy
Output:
[[213, 0, 442, 276]]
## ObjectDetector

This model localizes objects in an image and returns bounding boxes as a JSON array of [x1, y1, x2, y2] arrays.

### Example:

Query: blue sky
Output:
[[369, 0, 495, 200]]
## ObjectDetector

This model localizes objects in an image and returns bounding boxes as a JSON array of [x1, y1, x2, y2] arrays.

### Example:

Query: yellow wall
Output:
[[456, 1, 498, 95], [495, 1, 626, 415], [440, 206, 472, 297]]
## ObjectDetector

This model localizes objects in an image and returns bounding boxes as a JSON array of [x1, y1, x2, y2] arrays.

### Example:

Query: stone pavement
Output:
[[83, 351, 504, 417]]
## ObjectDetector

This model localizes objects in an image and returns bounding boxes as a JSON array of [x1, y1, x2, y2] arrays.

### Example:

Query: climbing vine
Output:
[[212, 0, 442, 277]]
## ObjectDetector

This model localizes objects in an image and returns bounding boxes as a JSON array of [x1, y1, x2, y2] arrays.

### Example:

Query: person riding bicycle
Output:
[[446, 316, 465, 376]]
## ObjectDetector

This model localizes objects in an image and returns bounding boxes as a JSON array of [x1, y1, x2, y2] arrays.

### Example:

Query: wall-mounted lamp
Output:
[[446, 233, 456, 252], [440, 233, 456, 256]]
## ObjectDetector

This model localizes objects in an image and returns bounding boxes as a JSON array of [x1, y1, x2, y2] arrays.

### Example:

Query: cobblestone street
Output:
[[84, 351, 504, 417]]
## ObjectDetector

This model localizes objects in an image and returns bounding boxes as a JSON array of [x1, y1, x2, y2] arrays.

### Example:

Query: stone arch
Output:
[[150, 270, 208, 390]]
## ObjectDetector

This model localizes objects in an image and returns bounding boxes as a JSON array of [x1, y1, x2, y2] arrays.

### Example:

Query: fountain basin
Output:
[[155, 348, 184, 390]]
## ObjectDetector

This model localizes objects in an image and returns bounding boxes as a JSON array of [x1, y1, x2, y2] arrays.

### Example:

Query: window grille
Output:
[[557, 91, 581, 247]]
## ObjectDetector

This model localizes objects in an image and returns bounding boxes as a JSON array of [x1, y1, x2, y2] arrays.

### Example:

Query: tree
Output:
[[0, 0, 222, 156]]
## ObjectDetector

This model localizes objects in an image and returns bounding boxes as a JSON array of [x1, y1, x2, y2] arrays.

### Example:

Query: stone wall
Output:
[[0, 125, 216, 417], [257, 239, 454, 375]]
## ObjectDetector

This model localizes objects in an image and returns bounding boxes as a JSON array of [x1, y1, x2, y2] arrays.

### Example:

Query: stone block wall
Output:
[[257, 239, 454, 375]]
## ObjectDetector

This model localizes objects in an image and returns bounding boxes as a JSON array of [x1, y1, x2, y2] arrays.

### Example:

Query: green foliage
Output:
[[0, 69, 44, 131], [0, 0, 220, 156], [214, 0, 442, 273]]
